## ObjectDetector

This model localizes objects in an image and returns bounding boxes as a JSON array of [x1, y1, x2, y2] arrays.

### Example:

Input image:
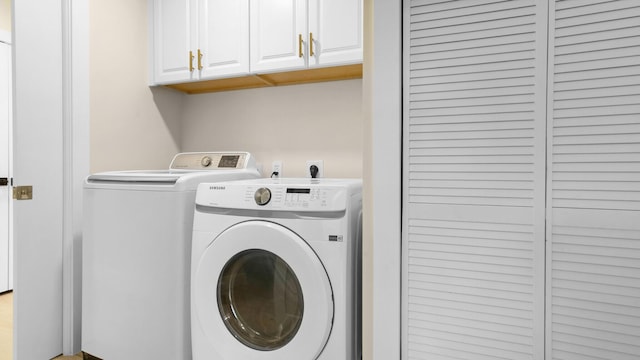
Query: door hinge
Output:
[[13, 185, 33, 200]]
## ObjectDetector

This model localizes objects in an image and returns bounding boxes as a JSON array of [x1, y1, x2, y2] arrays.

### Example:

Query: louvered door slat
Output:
[[404, 1, 547, 359], [412, 42, 536, 63], [548, 2, 640, 358], [555, 5, 640, 28]]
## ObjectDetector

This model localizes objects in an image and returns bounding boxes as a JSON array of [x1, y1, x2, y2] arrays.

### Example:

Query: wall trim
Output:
[[371, 0, 402, 359]]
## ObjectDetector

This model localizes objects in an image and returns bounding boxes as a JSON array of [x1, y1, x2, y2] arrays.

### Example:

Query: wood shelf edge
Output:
[[161, 64, 362, 95]]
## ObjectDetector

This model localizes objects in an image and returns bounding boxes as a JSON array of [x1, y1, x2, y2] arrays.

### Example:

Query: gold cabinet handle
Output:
[[197, 49, 203, 70], [309, 32, 314, 57], [298, 34, 303, 58], [189, 50, 194, 72]]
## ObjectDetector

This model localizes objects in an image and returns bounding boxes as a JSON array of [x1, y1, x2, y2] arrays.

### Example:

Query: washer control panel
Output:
[[169, 152, 249, 170]]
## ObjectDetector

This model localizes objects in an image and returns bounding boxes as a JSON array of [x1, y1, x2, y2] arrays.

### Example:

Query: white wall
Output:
[[90, 0, 183, 173], [180, 80, 363, 178]]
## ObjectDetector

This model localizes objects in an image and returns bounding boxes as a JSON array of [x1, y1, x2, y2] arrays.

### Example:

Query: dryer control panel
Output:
[[248, 186, 338, 210], [196, 179, 362, 213]]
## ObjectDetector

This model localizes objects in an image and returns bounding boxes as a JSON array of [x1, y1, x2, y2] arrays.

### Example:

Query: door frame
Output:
[[365, 0, 402, 359], [0, 30, 11, 294], [12, 0, 89, 356], [61, 0, 89, 354]]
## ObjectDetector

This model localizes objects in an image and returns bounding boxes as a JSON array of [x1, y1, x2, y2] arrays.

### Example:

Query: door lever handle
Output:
[[0, 177, 8, 186]]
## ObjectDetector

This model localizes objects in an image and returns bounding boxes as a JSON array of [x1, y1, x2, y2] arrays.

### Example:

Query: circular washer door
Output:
[[194, 220, 334, 360]]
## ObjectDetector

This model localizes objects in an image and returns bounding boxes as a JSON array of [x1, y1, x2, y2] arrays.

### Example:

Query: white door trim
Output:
[[61, 0, 89, 355], [369, 0, 402, 359], [0, 38, 10, 294]]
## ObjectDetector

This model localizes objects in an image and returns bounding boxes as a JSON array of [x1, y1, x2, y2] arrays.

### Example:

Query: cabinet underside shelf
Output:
[[162, 64, 362, 94]]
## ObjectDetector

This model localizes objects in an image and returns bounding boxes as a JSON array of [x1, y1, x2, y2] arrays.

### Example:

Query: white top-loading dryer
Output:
[[82, 152, 261, 360], [191, 178, 362, 360]]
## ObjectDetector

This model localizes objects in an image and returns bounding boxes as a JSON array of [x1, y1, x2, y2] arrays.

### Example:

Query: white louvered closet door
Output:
[[547, 1, 640, 359], [403, 1, 548, 359]]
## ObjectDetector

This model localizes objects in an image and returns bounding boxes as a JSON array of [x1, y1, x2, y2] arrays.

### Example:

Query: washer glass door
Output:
[[194, 220, 334, 360], [218, 249, 303, 350]]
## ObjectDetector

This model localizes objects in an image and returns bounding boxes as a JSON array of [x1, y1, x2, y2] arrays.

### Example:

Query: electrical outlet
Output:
[[306, 160, 324, 178], [271, 161, 283, 178]]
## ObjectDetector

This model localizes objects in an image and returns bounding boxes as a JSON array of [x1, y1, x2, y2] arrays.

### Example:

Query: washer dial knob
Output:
[[201, 156, 213, 167], [254, 187, 272, 206]]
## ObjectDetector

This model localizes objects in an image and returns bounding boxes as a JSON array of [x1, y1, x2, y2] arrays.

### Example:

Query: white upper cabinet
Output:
[[198, 0, 250, 79], [250, 0, 307, 73], [308, 0, 363, 67], [151, 0, 362, 87], [152, 0, 249, 84], [152, 0, 193, 84], [250, 0, 362, 74]]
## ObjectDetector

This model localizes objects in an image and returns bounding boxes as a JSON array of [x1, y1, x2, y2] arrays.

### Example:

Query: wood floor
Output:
[[0, 292, 83, 360], [0, 291, 13, 360]]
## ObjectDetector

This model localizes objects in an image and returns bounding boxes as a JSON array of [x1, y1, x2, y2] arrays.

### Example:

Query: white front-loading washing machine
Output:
[[82, 152, 261, 360], [191, 178, 362, 360]]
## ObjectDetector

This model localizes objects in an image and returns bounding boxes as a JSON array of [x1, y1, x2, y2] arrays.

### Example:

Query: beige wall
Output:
[[90, 0, 183, 173], [90, 0, 362, 179], [90, 0, 367, 352], [0, 0, 10, 32], [180, 80, 363, 178]]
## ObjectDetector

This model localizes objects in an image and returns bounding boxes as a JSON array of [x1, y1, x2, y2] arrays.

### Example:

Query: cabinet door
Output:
[[198, 0, 249, 79], [250, 0, 307, 73], [152, 0, 196, 84], [308, 0, 362, 67]]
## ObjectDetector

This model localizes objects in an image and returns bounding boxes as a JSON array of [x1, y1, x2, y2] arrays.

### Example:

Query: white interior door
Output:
[[546, 1, 640, 358], [12, 0, 65, 358], [403, 1, 549, 358], [403, 1, 640, 360], [0, 38, 10, 294]]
